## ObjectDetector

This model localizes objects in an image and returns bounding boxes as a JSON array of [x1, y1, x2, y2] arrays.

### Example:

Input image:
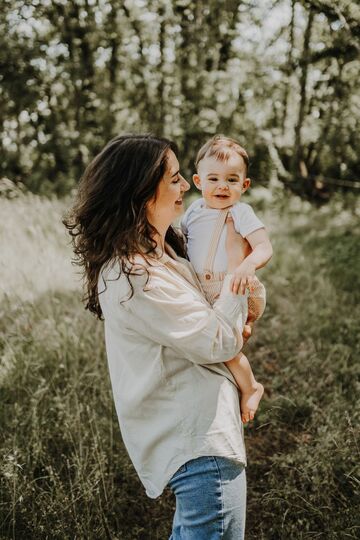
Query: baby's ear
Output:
[[192, 174, 202, 191], [242, 178, 251, 193]]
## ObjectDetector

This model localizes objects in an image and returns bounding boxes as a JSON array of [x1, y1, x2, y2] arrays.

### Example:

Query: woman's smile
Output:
[[146, 150, 190, 239]]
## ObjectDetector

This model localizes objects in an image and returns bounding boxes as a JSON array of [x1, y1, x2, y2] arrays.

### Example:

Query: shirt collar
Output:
[[156, 243, 203, 293]]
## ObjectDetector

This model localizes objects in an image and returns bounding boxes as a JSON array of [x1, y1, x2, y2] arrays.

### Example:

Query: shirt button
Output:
[[205, 273, 212, 280]]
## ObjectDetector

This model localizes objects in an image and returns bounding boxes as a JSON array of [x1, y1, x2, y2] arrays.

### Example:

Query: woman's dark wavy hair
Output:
[[63, 134, 187, 319]]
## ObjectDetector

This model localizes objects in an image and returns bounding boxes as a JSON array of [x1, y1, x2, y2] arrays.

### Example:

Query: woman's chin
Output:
[[174, 202, 184, 213]]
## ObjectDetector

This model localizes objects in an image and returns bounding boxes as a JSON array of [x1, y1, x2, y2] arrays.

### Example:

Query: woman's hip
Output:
[[168, 455, 246, 540]]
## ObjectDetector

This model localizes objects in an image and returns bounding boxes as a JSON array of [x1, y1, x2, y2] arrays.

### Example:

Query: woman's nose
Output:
[[180, 175, 190, 191]]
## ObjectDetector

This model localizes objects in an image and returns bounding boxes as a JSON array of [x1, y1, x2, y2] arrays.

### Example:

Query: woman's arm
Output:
[[112, 264, 247, 366]]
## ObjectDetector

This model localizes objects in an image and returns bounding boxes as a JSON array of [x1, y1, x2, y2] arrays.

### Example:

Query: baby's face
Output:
[[194, 153, 250, 209]]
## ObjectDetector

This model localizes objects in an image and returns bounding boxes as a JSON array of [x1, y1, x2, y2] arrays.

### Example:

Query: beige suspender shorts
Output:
[[196, 209, 266, 324]]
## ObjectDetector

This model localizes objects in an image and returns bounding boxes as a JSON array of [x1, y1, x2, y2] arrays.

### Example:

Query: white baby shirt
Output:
[[181, 198, 265, 274]]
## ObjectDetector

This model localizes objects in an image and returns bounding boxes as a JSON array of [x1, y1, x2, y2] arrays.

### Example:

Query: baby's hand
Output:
[[231, 260, 257, 295]]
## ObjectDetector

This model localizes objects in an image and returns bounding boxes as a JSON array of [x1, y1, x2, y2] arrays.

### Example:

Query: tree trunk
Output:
[[281, 0, 296, 135], [291, 5, 314, 182], [157, 4, 166, 132]]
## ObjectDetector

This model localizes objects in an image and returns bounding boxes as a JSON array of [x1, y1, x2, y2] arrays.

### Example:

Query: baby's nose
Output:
[[218, 181, 229, 190]]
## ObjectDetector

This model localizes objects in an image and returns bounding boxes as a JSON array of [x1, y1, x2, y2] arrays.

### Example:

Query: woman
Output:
[[65, 134, 250, 539]]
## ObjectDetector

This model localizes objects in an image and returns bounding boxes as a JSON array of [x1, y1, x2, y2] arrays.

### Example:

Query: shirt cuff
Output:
[[214, 274, 248, 325]]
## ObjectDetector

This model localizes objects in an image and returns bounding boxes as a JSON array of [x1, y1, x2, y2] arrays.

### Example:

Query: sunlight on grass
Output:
[[0, 192, 359, 539], [0, 195, 79, 303]]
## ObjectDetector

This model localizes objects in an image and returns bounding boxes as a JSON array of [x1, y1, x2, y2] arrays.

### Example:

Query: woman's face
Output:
[[147, 150, 190, 234]]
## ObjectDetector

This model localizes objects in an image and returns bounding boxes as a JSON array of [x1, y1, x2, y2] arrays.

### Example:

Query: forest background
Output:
[[1, 0, 359, 539]]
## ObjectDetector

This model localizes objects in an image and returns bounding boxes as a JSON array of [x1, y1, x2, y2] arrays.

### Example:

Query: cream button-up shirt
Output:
[[99, 244, 248, 498]]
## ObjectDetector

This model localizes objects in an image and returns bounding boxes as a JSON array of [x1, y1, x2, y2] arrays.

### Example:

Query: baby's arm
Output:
[[225, 218, 265, 422], [232, 228, 273, 295]]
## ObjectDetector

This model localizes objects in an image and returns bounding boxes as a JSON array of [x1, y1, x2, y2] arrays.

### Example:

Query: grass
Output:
[[0, 192, 359, 539], [245, 194, 360, 538], [0, 195, 77, 303]]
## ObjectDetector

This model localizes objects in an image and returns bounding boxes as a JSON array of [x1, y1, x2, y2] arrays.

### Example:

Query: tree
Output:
[[0, 0, 359, 199]]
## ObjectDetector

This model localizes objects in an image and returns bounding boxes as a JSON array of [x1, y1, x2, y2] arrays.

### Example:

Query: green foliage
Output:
[[0, 194, 359, 538], [0, 1, 359, 197]]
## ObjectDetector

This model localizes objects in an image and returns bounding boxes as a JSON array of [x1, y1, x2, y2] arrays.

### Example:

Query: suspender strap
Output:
[[204, 209, 229, 276]]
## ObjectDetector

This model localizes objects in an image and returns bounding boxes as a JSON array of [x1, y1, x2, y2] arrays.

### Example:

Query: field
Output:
[[1, 192, 359, 539]]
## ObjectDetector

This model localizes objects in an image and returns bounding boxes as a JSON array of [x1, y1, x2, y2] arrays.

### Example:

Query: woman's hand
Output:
[[242, 321, 253, 344]]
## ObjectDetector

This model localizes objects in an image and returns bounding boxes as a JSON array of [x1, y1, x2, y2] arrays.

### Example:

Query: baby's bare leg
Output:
[[225, 352, 264, 423]]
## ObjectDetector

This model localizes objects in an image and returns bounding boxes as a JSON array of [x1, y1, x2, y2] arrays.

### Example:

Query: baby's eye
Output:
[[209, 177, 218, 182], [228, 178, 239, 183]]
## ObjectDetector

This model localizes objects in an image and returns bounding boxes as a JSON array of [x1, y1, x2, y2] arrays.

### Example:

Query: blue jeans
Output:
[[168, 456, 246, 539]]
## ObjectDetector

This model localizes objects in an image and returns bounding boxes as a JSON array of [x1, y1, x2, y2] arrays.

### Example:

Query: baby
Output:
[[181, 135, 273, 423]]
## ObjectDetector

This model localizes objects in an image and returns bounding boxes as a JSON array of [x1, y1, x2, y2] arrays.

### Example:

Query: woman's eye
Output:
[[172, 176, 180, 183]]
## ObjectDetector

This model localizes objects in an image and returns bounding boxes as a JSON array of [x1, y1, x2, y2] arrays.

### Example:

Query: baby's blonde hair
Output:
[[195, 134, 249, 176]]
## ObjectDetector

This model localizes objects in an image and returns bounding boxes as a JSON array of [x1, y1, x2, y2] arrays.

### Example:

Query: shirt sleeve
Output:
[[180, 212, 188, 236], [231, 203, 265, 238], [121, 266, 247, 366], [180, 197, 203, 236]]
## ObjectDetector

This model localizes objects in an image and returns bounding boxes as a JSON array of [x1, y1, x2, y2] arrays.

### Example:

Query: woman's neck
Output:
[[153, 230, 166, 251], [149, 218, 168, 249]]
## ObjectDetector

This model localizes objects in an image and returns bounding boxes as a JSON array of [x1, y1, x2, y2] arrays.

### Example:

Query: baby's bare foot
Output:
[[241, 382, 264, 423]]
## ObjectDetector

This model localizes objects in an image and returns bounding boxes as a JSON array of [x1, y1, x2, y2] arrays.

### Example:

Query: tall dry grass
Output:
[[0, 192, 359, 539], [0, 195, 78, 304]]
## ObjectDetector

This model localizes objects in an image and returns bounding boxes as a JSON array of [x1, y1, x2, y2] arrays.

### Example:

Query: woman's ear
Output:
[[193, 174, 202, 191], [242, 178, 251, 193]]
